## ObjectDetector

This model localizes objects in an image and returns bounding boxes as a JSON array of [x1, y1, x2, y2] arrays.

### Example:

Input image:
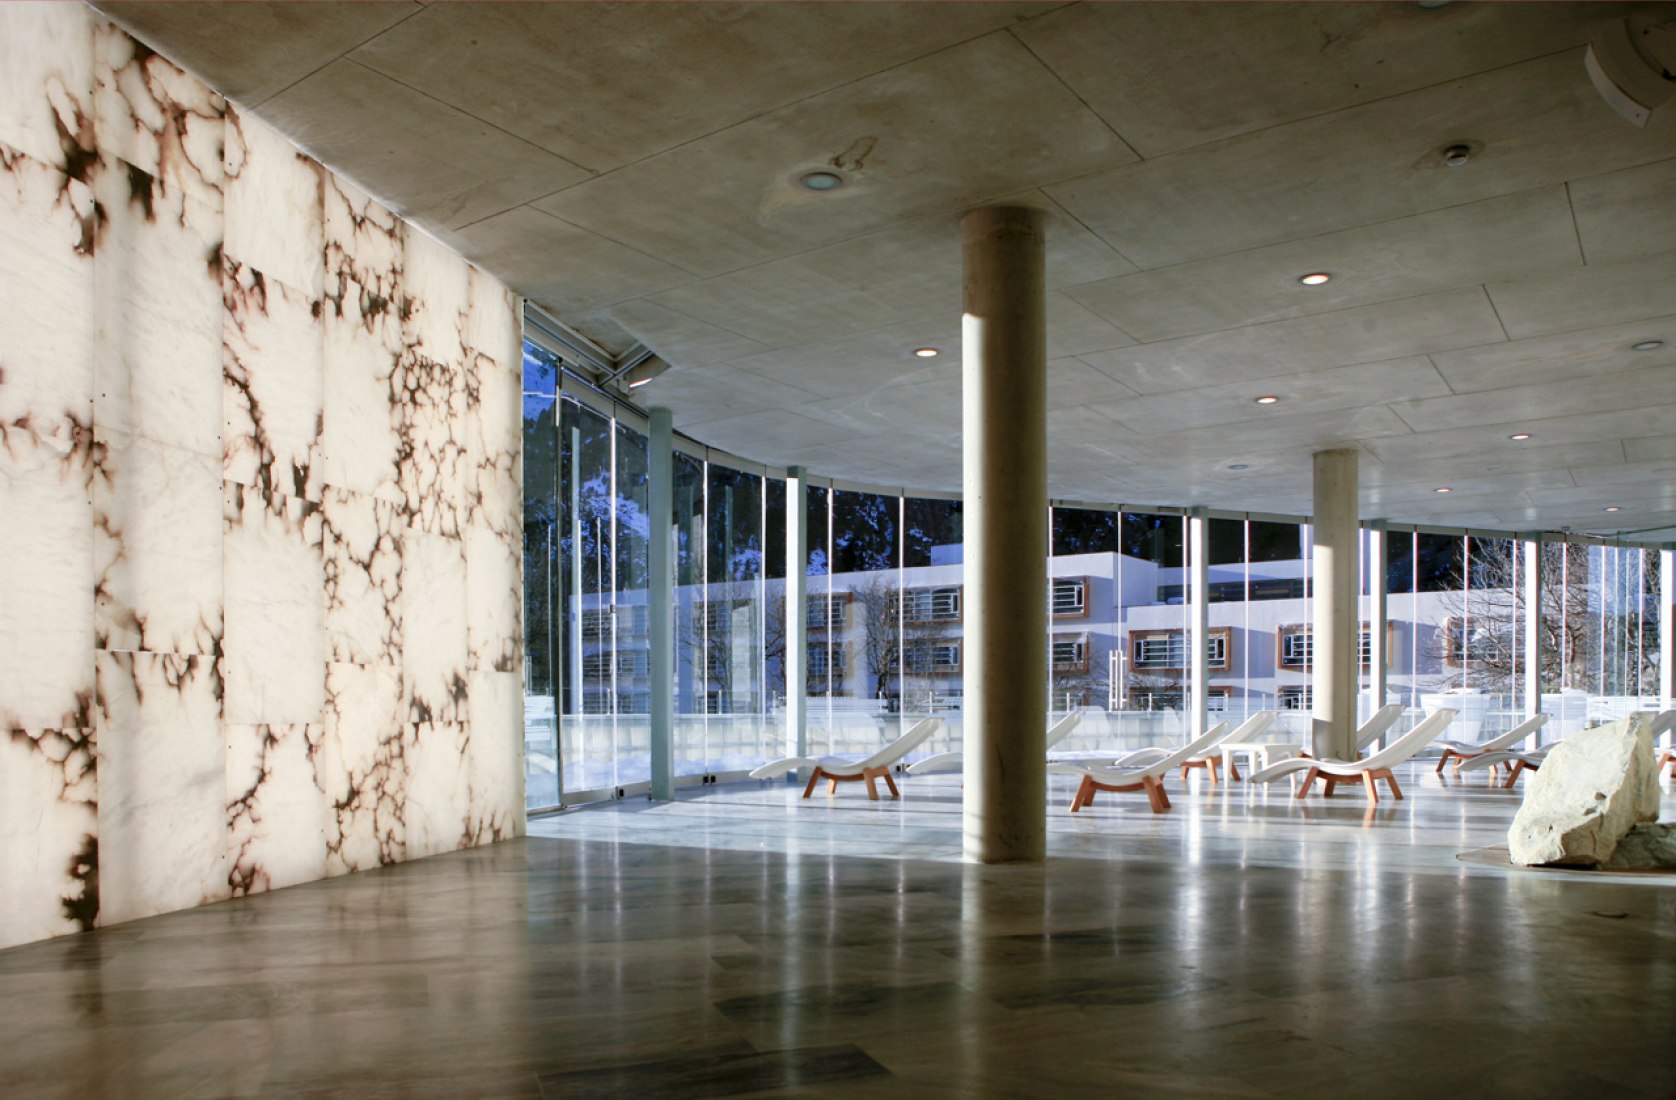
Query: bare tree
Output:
[[1428, 541, 1659, 694], [852, 574, 901, 700]]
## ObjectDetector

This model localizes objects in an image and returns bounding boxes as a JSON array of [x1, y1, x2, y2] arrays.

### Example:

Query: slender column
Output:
[[1188, 510, 1210, 736], [648, 408, 675, 800], [1660, 548, 1674, 714], [1311, 449, 1359, 760], [1366, 522, 1388, 719], [962, 206, 1048, 864], [785, 467, 809, 760], [1523, 536, 1543, 739]]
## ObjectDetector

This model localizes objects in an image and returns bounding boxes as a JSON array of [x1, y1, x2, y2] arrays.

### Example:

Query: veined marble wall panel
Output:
[[401, 529, 467, 724], [227, 722, 328, 896], [0, 432, 95, 732], [0, 3, 95, 177], [0, 728, 97, 947], [223, 259, 325, 500], [323, 486, 402, 667], [320, 176, 404, 504], [466, 346, 522, 541], [3, 13, 523, 949], [0, 141, 95, 432], [322, 661, 405, 875], [92, 154, 223, 458], [95, 650, 228, 925], [400, 229, 469, 537], [403, 720, 471, 859], [223, 482, 325, 725], [93, 427, 222, 654], [465, 522, 521, 676], [224, 107, 322, 299], [467, 670, 525, 843], [92, 22, 223, 210]]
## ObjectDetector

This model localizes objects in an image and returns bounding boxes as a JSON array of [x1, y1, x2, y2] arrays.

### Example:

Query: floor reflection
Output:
[[0, 764, 1671, 1097]]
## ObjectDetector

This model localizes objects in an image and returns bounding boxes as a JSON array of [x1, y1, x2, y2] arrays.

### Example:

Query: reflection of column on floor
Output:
[[1312, 448, 1359, 761], [961, 206, 1047, 864]]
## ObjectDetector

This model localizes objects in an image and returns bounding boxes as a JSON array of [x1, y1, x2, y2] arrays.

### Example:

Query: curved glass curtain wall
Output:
[[523, 339, 1668, 809]]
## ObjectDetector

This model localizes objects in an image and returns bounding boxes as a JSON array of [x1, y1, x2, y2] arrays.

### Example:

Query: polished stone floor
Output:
[[4, 763, 1675, 1098]]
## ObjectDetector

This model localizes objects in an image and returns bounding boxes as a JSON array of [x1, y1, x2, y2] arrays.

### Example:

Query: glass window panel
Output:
[[522, 385, 559, 810], [522, 340, 560, 396]]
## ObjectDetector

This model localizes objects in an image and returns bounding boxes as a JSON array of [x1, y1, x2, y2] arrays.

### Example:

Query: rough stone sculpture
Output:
[[1508, 715, 1657, 867], [1602, 823, 1676, 870]]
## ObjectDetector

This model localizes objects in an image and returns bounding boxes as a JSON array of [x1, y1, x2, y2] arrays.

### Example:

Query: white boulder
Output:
[[1602, 823, 1676, 871], [1508, 715, 1658, 867]]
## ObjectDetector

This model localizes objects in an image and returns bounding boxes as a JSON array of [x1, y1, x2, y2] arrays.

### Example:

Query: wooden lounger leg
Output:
[[1226, 758, 1241, 781], [1071, 775, 1095, 813], [802, 768, 822, 799], [874, 766, 900, 799], [1504, 760, 1527, 789], [1322, 776, 1337, 798], [1362, 771, 1380, 803], [1206, 758, 1219, 786], [1435, 749, 1453, 774], [1382, 768, 1403, 801], [1143, 775, 1170, 813], [1179, 763, 1191, 783], [829, 777, 841, 794], [1297, 767, 1320, 799], [863, 772, 879, 800]]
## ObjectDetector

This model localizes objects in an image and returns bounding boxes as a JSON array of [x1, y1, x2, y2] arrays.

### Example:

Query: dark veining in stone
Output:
[[61, 833, 99, 931]]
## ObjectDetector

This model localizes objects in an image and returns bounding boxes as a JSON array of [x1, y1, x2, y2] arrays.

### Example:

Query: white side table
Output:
[[1222, 742, 1303, 782]]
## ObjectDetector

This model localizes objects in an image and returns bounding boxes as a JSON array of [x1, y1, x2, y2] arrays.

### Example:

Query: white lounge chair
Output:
[[1179, 709, 1278, 783], [749, 717, 943, 800], [1048, 721, 1232, 814], [1348, 703, 1408, 757], [1245, 708, 1457, 803], [1433, 713, 1549, 774], [1463, 709, 1676, 788], [905, 712, 1082, 776]]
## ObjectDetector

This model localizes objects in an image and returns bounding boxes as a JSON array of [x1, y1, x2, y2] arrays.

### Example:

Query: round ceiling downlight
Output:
[[1255, 395, 1280, 405], [799, 170, 844, 192], [913, 347, 939, 358], [1298, 272, 1331, 286], [1509, 433, 1531, 441], [1632, 340, 1665, 352]]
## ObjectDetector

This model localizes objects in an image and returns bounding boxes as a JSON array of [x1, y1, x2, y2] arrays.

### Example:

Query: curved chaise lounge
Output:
[[1461, 708, 1676, 788], [1179, 709, 1279, 782], [1433, 713, 1550, 774], [904, 711, 1082, 777], [749, 716, 943, 800], [1245, 708, 1457, 803], [1048, 720, 1232, 814]]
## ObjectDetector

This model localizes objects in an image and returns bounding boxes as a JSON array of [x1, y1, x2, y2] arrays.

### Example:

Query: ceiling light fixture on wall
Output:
[[913, 347, 939, 358], [1255, 395, 1280, 405], [1509, 433, 1532, 440], [1632, 339, 1665, 351], [1298, 272, 1331, 286], [799, 170, 844, 192]]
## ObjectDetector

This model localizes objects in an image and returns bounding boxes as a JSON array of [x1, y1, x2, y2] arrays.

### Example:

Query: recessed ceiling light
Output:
[[1434, 487, 1453, 493], [1508, 432, 1531, 441], [913, 347, 939, 358], [799, 170, 844, 192], [1228, 463, 1250, 471], [1441, 143, 1472, 167], [1604, 505, 1621, 512], [627, 377, 652, 389], [1632, 340, 1665, 351], [1298, 272, 1331, 286], [1255, 395, 1280, 405]]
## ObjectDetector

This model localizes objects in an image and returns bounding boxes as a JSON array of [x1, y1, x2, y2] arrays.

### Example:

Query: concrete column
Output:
[[1311, 449, 1359, 760], [1366, 522, 1388, 718], [1523, 536, 1543, 740], [1188, 510, 1210, 736], [961, 206, 1048, 865], [785, 467, 808, 760], [648, 408, 674, 800]]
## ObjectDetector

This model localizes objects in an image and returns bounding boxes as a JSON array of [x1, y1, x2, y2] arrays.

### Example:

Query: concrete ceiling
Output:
[[97, 1, 1676, 540]]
